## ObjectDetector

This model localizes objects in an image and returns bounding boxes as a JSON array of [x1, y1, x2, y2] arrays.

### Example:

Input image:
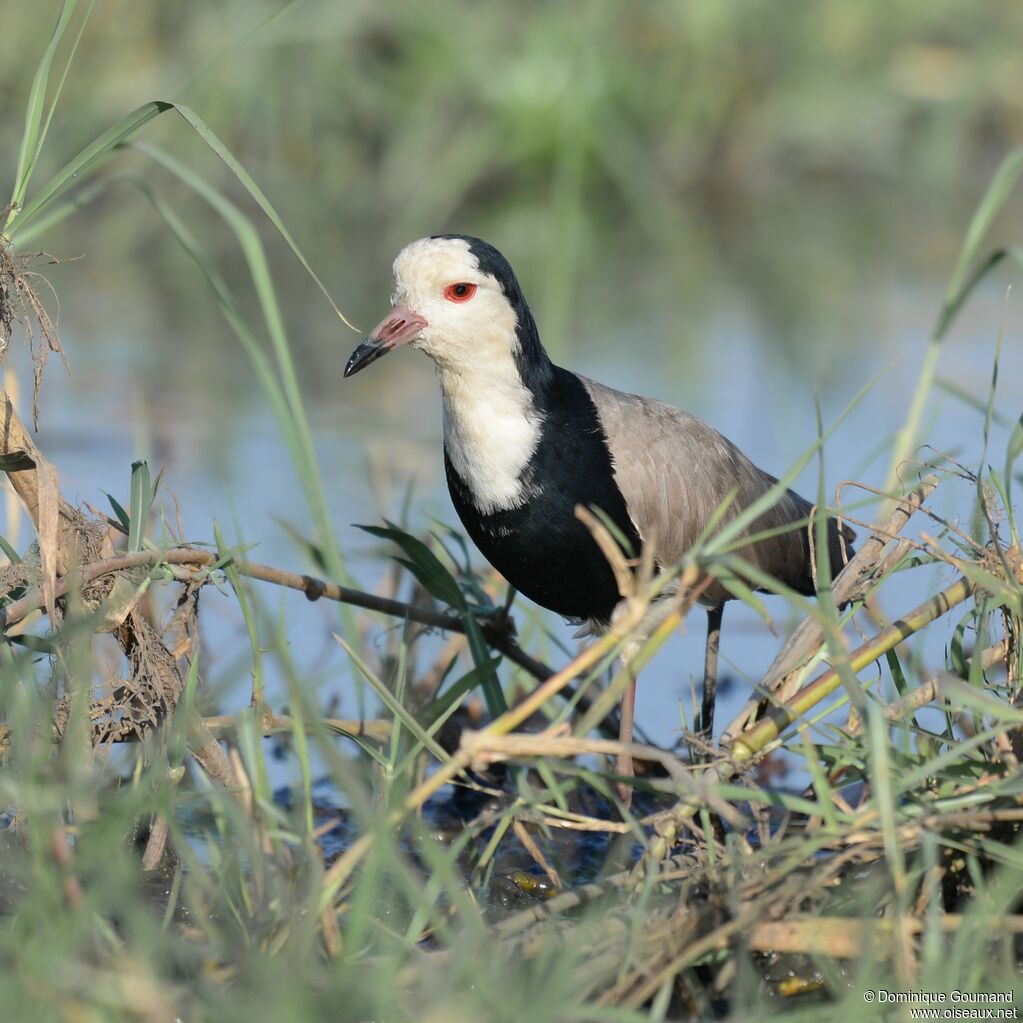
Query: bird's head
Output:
[[344, 235, 542, 379]]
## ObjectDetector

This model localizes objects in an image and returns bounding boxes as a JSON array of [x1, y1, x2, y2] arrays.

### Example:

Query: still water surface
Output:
[[18, 266, 1022, 791]]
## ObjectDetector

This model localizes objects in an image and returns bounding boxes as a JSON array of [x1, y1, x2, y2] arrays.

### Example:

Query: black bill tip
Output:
[[344, 338, 390, 378]]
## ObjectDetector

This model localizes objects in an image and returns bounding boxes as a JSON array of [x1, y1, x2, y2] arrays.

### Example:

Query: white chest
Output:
[[440, 367, 543, 515]]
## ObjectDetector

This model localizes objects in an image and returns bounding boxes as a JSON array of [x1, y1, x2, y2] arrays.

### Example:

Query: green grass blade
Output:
[[160, 104, 355, 331], [11, 99, 355, 334], [214, 521, 265, 709], [129, 143, 354, 598], [938, 148, 1023, 339], [102, 490, 130, 534], [127, 460, 152, 553], [333, 631, 450, 764], [6, 178, 110, 247], [8, 101, 171, 236], [1005, 409, 1023, 547], [461, 610, 508, 717], [395, 675, 470, 778], [425, 657, 503, 724], [887, 140, 1023, 498], [27, 3, 95, 199], [386, 622, 412, 774], [5, 0, 79, 231], [357, 522, 466, 609], [0, 532, 22, 564], [6, 109, 361, 643], [700, 366, 882, 557], [111, 177, 296, 465], [936, 376, 1015, 429]]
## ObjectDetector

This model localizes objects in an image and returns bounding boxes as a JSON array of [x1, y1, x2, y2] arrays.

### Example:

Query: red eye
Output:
[[444, 282, 477, 303]]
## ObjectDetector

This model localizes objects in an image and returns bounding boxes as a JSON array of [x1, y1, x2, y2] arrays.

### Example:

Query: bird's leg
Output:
[[697, 604, 724, 748], [611, 602, 671, 806], [615, 667, 637, 805]]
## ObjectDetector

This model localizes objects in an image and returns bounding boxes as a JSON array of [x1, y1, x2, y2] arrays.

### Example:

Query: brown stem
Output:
[[141, 815, 170, 871], [732, 576, 975, 761], [0, 546, 555, 683]]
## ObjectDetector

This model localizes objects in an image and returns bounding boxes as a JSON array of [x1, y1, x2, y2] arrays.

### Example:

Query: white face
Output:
[[391, 236, 520, 369], [343, 236, 543, 513]]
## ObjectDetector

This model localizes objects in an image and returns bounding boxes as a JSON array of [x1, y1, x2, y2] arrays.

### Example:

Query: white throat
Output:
[[439, 352, 543, 515]]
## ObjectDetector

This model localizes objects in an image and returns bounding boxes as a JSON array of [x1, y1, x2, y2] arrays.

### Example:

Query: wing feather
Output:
[[579, 376, 852, 601]]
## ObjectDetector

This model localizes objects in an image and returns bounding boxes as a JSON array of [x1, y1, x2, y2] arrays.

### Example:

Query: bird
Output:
[[344, 234, 853, 796]]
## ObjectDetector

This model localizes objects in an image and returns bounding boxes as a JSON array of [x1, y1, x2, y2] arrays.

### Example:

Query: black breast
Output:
[[444, 367, 641, 625]]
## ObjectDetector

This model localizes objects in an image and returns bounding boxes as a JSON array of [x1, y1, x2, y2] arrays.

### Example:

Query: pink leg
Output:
[[616, 675, 637, 804]]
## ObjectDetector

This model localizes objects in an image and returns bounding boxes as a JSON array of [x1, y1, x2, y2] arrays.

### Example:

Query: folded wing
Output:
[[579, 376, 853, 603]]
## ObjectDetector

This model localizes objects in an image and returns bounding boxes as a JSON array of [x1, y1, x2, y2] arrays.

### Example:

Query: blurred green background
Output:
[[2, 0, 1022, 727], [3, 0, 1022, 391]]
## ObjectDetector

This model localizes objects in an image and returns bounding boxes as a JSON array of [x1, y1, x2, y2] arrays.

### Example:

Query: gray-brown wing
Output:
[[579, 376, 851, 601]]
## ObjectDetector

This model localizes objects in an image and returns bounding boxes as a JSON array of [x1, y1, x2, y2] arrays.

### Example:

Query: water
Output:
[[13, 258, 1022, 798]]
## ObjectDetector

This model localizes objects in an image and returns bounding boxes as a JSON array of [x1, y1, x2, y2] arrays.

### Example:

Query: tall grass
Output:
[[1, 5, 1022, 1021]]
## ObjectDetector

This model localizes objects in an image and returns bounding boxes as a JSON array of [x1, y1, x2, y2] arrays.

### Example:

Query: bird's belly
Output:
[[442, 384, 644, 624], [447, 481, 632, 624]]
